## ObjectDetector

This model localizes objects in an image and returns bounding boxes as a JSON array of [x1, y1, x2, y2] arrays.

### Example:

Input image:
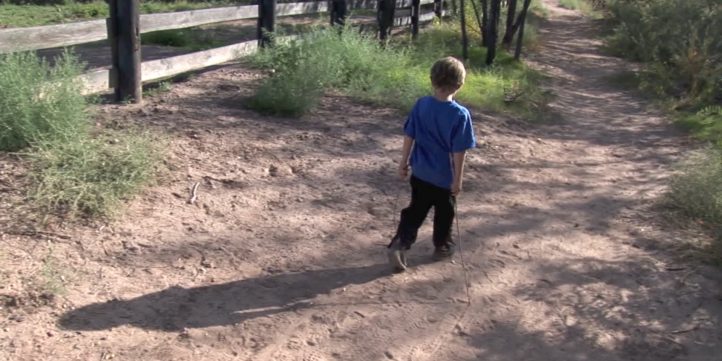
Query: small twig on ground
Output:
[[35, 230, 71, 240], [6, 229, 71, 240], [670, 323, 699, 334], [188, 182, 200, 204], [665, 266, 687, 271]]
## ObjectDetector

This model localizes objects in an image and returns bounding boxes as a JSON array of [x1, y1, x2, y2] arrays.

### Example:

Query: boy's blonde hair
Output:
[[430, 56, 466, 91]]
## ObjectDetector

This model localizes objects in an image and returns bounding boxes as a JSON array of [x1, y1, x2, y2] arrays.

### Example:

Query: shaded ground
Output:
[[1, 1, 721, 360]]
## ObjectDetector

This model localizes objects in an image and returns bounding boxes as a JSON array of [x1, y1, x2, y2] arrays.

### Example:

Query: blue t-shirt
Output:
[[404, 96, 476, 189]]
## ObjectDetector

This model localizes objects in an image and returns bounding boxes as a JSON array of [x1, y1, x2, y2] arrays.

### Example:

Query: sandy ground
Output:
[[2, 1, 721, 360]]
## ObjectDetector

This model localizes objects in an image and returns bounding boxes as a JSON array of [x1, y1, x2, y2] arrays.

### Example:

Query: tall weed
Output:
[[668, 147, 722, 231], [29, 132, 159, 218], [248, 28, 426, 116], [0, 1, 239, 27], [559, 0, 597, 16], [0, 51, 88, 152], [0, 51, 159, 219], [677, 106, 722, 148], [249, 23, 548, 119], [605, 0, 721, 107]]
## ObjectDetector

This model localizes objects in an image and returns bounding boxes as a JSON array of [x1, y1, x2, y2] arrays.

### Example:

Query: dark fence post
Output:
[[113, 0, 141, 103], [434, 0, 442, 17], [411, 0, 420, 38], [258, 0, 276, 47], [330, 0, 348, 27], [107, 0, 119, 100], [378, 0, 395, 41]]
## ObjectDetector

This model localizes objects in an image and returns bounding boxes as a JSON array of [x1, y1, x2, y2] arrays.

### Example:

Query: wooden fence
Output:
[[0, 0, 444, 103]]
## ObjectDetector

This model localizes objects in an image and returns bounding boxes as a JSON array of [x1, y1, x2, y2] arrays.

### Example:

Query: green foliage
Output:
[[248, 28, 426, 116], [558, 0, 596, 15], [0, 1, 107, 26], [0, 51, 158, 219], [142, 28, 224, 51], [0, 1, 239, 27], [249, 22, 549, 119], [28, 132, 159, 218], [143, 80, 173, 97], [40, 248, 66, 295], [677, 106, 722, 148], [0, 51, 88, 152], [668, 147, 722, 231], [605, 0, 721, 107], [604, 0, 722, 225], [529, 0, 550, 18]]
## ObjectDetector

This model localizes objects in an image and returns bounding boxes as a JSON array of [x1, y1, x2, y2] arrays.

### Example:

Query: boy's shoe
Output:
[[432, 243, 455, 261], [387, 236, 408, 272]]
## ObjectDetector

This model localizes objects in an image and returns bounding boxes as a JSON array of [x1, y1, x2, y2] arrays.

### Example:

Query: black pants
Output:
[[395, 176, 456, 249]]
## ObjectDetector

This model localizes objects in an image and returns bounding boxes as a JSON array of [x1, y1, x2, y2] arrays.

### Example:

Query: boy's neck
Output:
[[433, 89, 456, 102]]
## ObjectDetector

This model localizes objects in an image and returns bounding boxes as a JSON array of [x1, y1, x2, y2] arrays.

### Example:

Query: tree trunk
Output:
[[470, 0, 484, 43], [502, 0, 518, 46], [485, 0, 500, 65], [514, 0, 532, 60], [460, 0, 469, 60], [506, 0, 532, 44], [480, 0, 489, 47]]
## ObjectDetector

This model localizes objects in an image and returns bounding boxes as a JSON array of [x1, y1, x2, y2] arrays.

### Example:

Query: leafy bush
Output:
[[668, 147, 722, 230], [677, 106, 722, 148], [29, 132, 159, 218], [559, 0, 595, 14], [0, 1, 240, 27], [0, 51, 159, 219], [0, 51, 88, 152], [605, 0, 721, 107], [249, 23, 548, 119], [248, 29, 426, 116]]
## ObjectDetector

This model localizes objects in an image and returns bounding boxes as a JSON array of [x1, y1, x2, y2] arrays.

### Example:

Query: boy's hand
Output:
[[398, 164, 409, 180], [451, 180, 462, 196]]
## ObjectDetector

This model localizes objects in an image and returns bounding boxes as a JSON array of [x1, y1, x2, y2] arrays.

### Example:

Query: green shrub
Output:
[[559, 0, 595, 14], [0, 1, 240, 27], [249, 23, 548, 119], [249, 29, 426, 116], [0, 51, 159, 219], [668, 147, 722, 230], [0, 51, 88, 152], [412, 22, 551, 119], [677, 106, 722, 148], [248, 68, 326, 117], [605, 0, 721, 107], [28, 132, 159, 218]]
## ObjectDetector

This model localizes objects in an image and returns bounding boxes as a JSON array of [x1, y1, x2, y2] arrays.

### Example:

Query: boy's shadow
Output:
[[59, 264, 395, 331]]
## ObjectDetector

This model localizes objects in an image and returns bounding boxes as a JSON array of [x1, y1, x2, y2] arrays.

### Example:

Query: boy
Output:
[[388, 56, 476, 272]]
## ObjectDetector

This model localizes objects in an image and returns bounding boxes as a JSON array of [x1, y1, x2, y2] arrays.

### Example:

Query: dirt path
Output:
[[2, 1, 721, 360]]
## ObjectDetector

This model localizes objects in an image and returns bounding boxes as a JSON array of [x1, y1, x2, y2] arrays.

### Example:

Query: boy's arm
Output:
[[398, 135, 414, 180], [451, 151, 466, 196]]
